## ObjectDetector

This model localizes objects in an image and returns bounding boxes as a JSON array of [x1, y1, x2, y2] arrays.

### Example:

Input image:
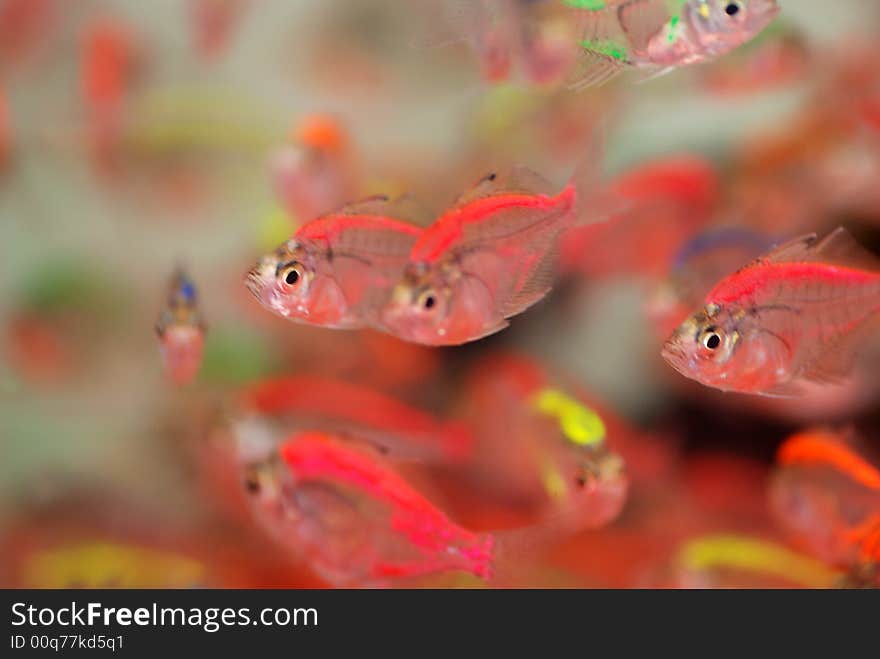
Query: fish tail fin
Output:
[[567, 124, 629, 228]]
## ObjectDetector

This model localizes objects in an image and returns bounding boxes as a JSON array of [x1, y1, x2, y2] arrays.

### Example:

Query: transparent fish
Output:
[[380, 160, 605, 346], [662, 228, 880, 396], [770, 429, 880, 573], [155, 268, 206, 386], [242, 431, 494, 586], [566, 0, 780, 89], [245, 195, 425, 329]]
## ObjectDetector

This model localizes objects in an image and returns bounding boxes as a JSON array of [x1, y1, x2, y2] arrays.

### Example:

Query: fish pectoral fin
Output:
[[499, 245, 560, 318], [616, 0, 671, 53], [760, 380, 808, 398], [635, 65, 677, 84]]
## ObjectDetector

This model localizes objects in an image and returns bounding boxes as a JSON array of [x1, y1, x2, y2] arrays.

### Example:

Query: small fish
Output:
[[0, 87, 10, 171], [80, 17, 137, 171], [457, 353, 628, 529], [442, 0, 581, 86], [566, 0, 780, 89], [381, 161, 602, 346], [156, 268, 206, 385], [662, 228, 880, 396], [238, 375, 474, 463], [242, 431, 494, 586], [673, 534, 840, 588], [189, 0, 248, 61], [560, 153, 718, 279], [270, 114, 357, 224], [244, 195, 424, 329], [770, 429, 880, 569]]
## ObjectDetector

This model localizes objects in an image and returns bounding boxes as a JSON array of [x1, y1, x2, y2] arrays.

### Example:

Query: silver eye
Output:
[[702, 328, 723, 350], [279, 262, 306, 287]]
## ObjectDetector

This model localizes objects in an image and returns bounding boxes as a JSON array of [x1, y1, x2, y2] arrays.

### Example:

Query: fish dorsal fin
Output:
[[454, 166, 556, 207], [338, 194, 433, 227], [761, 228, 880, 271], [617, 0, 671, 52]]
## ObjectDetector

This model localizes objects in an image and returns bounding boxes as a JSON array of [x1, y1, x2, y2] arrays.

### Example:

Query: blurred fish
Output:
[[270, 114, 357, 224], [243, 431, 495, 586], [454, 352, 629, 529], [156, 268, 206, 386], [770, 429, 880, 574], [696, 21, 808, 95], [381, 160, 605, 346], [662, 228, 880, 396], [237, 375, 474, 463], [189, 0, 249, 61], [566, 0, 780, 89], [436, 1, 581, 86], [245, 195, 424, 329], [671, 534, 840, 588], [80, 17, 138, 173], [0, 87, 10, 171], [0, 0, 55, 73], [560, 153, 719, 279]]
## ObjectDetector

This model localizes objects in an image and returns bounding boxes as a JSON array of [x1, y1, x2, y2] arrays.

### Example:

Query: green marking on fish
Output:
[[564, 0, 607, 9], [668, 15, 680, 43], [580, 39, 628, 62]]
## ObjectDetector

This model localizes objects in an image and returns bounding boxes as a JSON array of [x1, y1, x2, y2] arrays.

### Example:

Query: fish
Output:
[[242, 431, 494, 586], [270, 114, 357, 224], [189, 0, 248, 61], [565, 0, 780, 89], [155, 268, 206, 386], [237, 375, 475, 463], [455, 352, 629, 529], [661, 228, 880, 396], [430, 1, 581, 86], [0, 87, 10, 171], [770, 429, 880, 570], [381, 159, 605, 346], [673, 534, 841, 588], [244, 195, 425, 329], [80, 17, 137, 172], [560, 153, 719, 279]]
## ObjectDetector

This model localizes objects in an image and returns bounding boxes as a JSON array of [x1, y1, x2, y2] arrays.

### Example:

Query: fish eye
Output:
[[701, 328, 723, 350], [724, 2, 741, 16], [243, 475, 260, 494], [278, 261, 305, 287], [416, 288, 439, 312]]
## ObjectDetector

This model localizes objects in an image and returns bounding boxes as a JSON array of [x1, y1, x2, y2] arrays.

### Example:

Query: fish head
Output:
[[381, 262, 455, 345], [690, 0, 779, 47], [662, 301, 791, 392], [244, 239, 348, 325]]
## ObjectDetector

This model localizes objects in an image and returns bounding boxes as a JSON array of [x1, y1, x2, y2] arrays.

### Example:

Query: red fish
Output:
[[243, 431, 494, 586], [770, 429, 880, 571], [238, 376, 474, 463], [381, 161, 602, 345], [454, 352, 628, 531], [156, 268, 206, 386], [662, 228, 880, 396], [0, 87, 10, 172], [560, 154, 719, 279], [189, 0, 248, 61], [270, 114, 357, 224], [245, 195, 424, 329], [80, 18, 136, 172]]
